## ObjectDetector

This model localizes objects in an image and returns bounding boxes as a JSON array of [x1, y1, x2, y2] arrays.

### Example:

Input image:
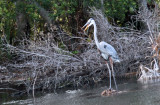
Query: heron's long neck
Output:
[[93, 22, 100, 49]]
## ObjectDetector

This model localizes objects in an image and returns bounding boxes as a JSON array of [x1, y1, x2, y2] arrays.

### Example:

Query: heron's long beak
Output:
[[82, 22, 88, 29], [84, 24, 89, 31], [82, 22, 90, 32]]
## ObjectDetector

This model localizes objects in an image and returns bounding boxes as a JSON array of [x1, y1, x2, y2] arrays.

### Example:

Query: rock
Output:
[[101, 89, 117, 96]]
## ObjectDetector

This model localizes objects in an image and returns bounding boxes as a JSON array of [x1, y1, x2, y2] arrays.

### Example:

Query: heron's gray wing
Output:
[[99, 41, 118, 58]]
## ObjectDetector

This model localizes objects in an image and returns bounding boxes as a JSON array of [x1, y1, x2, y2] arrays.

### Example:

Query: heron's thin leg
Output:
[[105, 61, 112, 89], [109, 57, 118, 90]]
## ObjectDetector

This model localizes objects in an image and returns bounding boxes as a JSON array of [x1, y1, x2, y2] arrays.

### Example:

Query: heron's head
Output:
[[82, 18, 94, 32]]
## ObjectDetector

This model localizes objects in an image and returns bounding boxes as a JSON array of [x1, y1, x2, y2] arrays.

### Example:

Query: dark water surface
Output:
[[1, 78, 160, 105]]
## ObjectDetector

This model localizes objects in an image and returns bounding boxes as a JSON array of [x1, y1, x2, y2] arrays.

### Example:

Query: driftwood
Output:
[[137, 2, 160, 81]]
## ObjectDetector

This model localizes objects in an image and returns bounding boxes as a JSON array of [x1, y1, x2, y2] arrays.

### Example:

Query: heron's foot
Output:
[[101, 88, 117, 96], [108, 88, 112, 91]]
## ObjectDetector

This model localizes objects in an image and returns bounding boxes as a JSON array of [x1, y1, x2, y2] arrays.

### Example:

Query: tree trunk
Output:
[[101, 0, 104, 13], [14, 0, 32, 45], [138, 0, 150, 31], [32, 1, 53, 25]]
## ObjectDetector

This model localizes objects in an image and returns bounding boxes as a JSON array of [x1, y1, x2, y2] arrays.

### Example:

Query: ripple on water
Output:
[[2, 79, 160, 105]]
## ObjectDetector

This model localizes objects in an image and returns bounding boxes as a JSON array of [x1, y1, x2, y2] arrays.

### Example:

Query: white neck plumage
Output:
[[93, 21, 100, 49]]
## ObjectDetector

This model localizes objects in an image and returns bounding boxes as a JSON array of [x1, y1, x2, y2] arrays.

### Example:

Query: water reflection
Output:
[[138, 78, 160, 84], [2, 78, 160, 105]]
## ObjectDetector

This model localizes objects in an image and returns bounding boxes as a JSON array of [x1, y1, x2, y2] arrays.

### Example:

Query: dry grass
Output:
[[136, 3, 160, 81]]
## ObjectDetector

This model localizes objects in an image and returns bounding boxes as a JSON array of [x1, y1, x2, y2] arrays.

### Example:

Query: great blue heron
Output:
[[82, 18, 120, 91]]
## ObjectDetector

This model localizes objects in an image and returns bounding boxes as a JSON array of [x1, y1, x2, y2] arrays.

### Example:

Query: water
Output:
[[1, 78, 160, 105]]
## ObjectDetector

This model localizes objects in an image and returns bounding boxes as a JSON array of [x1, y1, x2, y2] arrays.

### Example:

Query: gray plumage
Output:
[[99, 41, 119, 62]]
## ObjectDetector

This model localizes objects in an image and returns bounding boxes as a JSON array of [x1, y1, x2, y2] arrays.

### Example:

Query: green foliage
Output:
[[35, 0, 138, 30], [35, 0, 101, 35], [72, 51, 79, 54], [0, 0, 155, 48], [104, 0, 137, 25], [0, 0, 43, 44], [0, 1, 16, 43]]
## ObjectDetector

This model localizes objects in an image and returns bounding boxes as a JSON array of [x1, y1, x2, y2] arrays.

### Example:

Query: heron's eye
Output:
[[104, 45, 107, 48]]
